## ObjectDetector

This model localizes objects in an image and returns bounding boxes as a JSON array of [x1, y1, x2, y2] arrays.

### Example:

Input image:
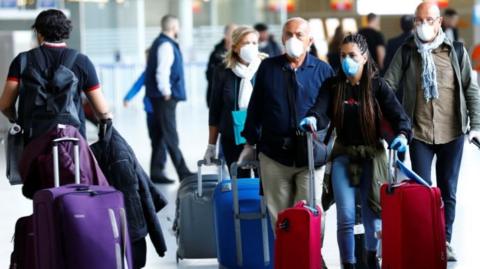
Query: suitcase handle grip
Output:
[[388, 150, 431, 192], [197, 159, 224, 197], [197, 159, 223, 167], [52, 137, 80, 187]]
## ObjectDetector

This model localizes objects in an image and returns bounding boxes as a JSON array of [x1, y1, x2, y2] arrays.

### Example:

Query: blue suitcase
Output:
[[213, 161, 274, 269]]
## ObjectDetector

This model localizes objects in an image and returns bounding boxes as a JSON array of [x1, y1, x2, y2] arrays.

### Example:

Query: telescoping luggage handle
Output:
[[387, 149, 398, 189], [196, 159, 223, 197], [230, 161, 270, 267], [387, 149, 431, 193], [306, 132, 316, 209], [52, 137, 80, 187], [53, 137, 132, 268]]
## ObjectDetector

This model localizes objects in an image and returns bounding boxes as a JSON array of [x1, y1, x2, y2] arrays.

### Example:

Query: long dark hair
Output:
[[333, 33, 379, 145], [328, 25, 344, 54]]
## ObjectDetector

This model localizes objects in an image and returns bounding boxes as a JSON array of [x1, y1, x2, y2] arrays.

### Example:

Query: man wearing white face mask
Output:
[[384, 2, 480, 262], [205, 26, 267, 177], [238, 17, 334, 267]]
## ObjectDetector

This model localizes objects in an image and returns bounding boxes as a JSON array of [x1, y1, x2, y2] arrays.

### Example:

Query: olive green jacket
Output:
[[384, 36, 480, 133], [322, 141, 388, 215]]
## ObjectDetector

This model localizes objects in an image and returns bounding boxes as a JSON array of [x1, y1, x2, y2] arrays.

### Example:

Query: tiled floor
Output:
[[0, 97, 479, 268]]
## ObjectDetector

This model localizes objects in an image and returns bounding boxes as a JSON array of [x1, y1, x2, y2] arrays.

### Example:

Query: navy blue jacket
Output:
[[145, 33, 186, 101], [242, 54, 334, 166]]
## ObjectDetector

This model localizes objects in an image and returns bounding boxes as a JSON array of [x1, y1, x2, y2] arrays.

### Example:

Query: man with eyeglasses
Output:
[[384, 2, 480, 262]]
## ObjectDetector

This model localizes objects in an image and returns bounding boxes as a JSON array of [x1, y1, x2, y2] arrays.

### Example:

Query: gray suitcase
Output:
[[173, 159, 224, 262]]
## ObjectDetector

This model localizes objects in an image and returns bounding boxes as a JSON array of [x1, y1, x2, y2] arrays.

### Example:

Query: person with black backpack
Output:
[[384, 2, 480, 262], [0, 9, 111, 144]]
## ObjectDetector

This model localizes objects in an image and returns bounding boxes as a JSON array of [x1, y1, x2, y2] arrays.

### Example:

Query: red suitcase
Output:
[[381, 150, 447, 269], [274, 132, 322, 269]]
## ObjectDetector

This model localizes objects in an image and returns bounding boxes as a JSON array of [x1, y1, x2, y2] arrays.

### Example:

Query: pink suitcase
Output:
[[274, 132, 322, 269], [381, 150, 447, 269]]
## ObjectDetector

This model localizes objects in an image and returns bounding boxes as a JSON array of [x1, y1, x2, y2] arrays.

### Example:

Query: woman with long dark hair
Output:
[[301, 33, 412, 269]]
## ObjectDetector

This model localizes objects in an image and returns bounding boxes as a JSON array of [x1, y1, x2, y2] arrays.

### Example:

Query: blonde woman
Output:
[[204, 26, 267, 177]]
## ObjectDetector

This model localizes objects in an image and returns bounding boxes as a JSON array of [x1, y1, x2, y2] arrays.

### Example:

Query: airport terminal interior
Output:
[[1, 0, 480, 268]]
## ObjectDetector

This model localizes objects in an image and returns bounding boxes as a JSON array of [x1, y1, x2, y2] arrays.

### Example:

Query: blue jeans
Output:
[[409, 136, 464, 243], [331, 155, 381, 263]]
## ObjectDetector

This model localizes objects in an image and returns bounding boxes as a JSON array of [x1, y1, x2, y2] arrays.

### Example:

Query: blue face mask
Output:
[[341, 56, 360, 77]]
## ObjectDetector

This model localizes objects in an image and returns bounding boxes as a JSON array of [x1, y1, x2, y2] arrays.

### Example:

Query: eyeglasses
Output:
[[414, 17, 440, 26]]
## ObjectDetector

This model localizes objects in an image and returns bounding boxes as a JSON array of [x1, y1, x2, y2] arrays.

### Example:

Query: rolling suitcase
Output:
[[33, 137, 134, 269], [213, 161, 273, 269], [274, 131, 322, 269], [381, 150, 447, 269], [174, 159, 223, 261]]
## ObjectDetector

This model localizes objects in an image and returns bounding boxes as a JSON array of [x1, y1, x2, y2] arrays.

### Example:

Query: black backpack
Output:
[[17, 48, 82, 141]]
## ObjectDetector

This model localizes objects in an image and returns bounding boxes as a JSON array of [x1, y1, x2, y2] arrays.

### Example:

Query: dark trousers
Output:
[[220, 136, 251, 178], [409, 136, 465, 242], [132, 237, 146, 269], [146, 112, 167, 179], [151, 98, 190, 179]]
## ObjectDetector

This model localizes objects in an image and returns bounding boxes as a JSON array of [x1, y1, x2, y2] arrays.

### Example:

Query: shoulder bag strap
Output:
[[453, 41, 464, 69], [324, 124, 334, 144], [284, 69, 298, 130], [401, 44, 411, 78]]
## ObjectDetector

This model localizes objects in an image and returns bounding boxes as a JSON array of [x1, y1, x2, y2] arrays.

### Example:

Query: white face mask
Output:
[[416, 23, 436, 42], [239, 44, 259, 64], [285, 37, 305, 58]]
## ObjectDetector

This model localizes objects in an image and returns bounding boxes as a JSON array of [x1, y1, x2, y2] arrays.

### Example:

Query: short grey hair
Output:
[[282, 17, 311, 36], [161, 15, 178, 32]]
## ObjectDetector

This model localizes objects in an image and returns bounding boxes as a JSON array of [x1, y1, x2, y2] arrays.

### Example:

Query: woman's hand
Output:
[[203, 144, 216, 165], [390, 134, 408, 152], [299, 116, 317, 132]]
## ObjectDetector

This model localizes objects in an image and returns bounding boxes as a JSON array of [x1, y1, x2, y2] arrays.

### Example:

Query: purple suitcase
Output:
[[33, 137, 133, 269]]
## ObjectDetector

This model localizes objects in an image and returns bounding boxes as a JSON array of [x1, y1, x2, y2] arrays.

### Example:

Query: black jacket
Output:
[[209, 66, 246, 140], [91, 121, 168, 257], [206, 40, 227, 107], [384, 31, 413, 72], [308, 76, 412, 146]]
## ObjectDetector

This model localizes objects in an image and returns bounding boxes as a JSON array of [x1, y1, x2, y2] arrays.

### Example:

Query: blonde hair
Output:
[[224, 25, 263, 69]]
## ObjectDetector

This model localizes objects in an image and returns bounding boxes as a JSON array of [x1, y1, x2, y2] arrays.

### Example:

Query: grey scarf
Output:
[[414, 29, 446, 101]]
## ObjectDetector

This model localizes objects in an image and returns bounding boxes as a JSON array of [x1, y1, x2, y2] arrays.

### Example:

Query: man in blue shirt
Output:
[[239, 17, 334, 257]]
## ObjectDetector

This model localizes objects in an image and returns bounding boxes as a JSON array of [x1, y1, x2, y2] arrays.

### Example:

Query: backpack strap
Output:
[[19, 53, 27, 75], [31, 48, 47, 71], [401, 44, 412, 75], [453, 41, 464, 68], [61, 49, 79, 69]]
